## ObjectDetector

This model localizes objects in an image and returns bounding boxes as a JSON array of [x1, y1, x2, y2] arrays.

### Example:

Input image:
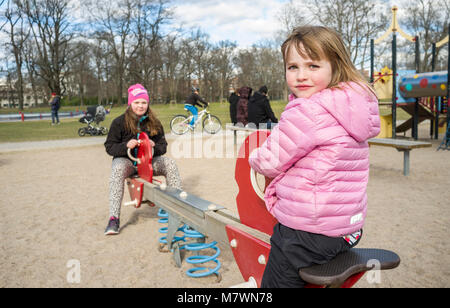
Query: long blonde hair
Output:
[[281, 26, 375, 95], [124, 106, 162, 137]]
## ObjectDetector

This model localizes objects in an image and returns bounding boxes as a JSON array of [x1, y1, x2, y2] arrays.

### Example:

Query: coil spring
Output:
[[157, 208, 185, 252], [182, 225, 222, 282]]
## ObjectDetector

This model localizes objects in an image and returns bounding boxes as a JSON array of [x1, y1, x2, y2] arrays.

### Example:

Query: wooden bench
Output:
[[368, 138, 432, 176]]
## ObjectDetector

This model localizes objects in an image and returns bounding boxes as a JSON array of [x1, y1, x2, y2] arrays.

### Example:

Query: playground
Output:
[[0, 5, 449, 289], [0, 122, 449, 287]]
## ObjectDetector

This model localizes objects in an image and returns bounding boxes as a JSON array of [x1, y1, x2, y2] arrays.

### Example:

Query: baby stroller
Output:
[[78, 105, 110, 136]]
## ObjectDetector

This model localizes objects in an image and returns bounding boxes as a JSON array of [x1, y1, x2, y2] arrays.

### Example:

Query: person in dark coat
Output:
[[236, 86, 252, 126], [49, 93, 61, 125], [228, 89, 239, 125], [248, 85, 278, 129]]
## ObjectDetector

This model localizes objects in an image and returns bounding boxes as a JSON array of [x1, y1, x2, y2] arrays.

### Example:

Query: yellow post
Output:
[[376, 115, 393, 138], [438, 122, 447, 134]]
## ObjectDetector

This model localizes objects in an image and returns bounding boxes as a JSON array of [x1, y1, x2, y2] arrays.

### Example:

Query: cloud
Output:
[[171, 0, 286, 46]]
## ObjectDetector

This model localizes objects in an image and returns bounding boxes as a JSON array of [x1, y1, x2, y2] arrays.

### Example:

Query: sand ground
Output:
[[0, 125, 449, 288]]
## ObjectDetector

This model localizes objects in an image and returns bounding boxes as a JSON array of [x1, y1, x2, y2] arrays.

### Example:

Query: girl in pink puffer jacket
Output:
[[249, 26, 380, 288]]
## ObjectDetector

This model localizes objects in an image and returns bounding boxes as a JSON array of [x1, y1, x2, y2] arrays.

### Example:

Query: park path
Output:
[[0, 136, 107, 153], [0, 130, 239, 153]]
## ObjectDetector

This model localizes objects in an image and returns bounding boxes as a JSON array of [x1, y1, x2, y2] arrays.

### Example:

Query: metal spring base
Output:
[[182, 225, 222, 282], [157, 209, 185, 252], [156, 209, 221, 281]]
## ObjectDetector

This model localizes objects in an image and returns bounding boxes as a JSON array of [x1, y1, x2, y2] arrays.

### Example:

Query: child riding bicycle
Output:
[[184, 86, 209, 129]]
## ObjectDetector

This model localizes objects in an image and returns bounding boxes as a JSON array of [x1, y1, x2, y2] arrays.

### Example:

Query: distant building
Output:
[[0, 80, 45, 108]]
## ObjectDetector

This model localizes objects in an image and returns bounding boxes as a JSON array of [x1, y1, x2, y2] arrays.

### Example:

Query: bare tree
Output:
[[88, 0, 171, 104], [211, 40, 236, 103], [160, 34, 181, 103], [2, 0, 30, 110], [402, 0, 450, 72], [304, 0, 387, 70], [68, 41, 92, 106], [129, 0, 171, 94], [88, 0, 136, 104], [275, 0, 311, 44], [232, 43, 285, 100], [179, 34, 197, 91], [0, 0, 8, 31], [17, 0, 75, 96], [190, 29, 211, 92], [22, 39, 42, 105], [92, 36, 109, 105], [234, 47, 257, 88]]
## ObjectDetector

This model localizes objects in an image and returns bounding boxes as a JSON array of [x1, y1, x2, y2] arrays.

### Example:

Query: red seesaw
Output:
[[126, 131, 400, 287], [125, 133, 154, 208]]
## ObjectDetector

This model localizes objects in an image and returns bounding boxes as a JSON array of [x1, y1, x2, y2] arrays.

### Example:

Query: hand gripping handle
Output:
[[126, 140, 142, 164]]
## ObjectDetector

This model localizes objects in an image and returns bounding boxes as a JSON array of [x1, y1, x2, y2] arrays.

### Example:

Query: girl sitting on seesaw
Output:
[[104, 84, 182, 235], [249, 26, 380, 288]]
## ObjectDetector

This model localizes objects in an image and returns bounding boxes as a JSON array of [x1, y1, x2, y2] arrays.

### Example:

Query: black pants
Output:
[[261, 223, 359, 288]]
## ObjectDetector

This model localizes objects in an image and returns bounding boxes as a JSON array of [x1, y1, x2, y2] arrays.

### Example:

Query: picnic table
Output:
[[368, 138, 432, 176]]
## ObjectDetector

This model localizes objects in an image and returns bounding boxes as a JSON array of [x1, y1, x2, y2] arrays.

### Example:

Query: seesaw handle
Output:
[[250, 168, 265, 200], [124, 199, 139, 207], [127, 140, 142, 164]]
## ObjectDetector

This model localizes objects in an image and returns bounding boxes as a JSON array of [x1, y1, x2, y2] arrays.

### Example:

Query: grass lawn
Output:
[[0, 101, 409, 143]]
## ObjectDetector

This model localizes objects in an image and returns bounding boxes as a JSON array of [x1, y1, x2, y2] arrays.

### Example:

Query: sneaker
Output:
[[104, 216, 120, 235], [188, 125, 195, 131]]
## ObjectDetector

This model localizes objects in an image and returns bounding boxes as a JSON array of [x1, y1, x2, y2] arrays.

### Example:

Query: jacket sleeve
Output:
[[249, 100, 318, 178], [104, 118, 128, 157], [264, 99, 278, 123], [152, 126, 168, 157], [194, 94, 207, 107]]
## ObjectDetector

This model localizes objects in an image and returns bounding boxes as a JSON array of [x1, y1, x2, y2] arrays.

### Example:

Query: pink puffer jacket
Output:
[[249, 82, 380, 237]]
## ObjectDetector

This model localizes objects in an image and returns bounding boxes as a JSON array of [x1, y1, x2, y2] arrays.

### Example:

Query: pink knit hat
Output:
[[128, 84, 149, 106]]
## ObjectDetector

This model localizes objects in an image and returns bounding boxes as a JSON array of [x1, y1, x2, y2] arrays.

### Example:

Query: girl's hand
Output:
[[127, 139, 139, 149], [149, 140, 155, 147]]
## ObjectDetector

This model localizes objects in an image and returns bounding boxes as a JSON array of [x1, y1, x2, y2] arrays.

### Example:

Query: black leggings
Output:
[[261, 223, 357, 288]]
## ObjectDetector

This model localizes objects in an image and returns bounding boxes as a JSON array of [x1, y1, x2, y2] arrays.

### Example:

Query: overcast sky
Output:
[[0, 0, 418, 72], [170, 0, 289, 47], [168, 0, 402, 47]]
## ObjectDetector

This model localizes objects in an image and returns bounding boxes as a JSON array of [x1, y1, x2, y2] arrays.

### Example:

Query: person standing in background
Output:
[[248, 85, 278, 129], [228, 88, 239, 125], [49, 93, 61, 125], [236, 86, 252, 126]]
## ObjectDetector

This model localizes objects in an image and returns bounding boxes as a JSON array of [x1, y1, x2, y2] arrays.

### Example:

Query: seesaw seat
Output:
[[299, 248, 400, 287]]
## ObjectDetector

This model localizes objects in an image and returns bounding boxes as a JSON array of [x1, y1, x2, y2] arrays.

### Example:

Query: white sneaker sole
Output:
[[104, 229, 119, 235]]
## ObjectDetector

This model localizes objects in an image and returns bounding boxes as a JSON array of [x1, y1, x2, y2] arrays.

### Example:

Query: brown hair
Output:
[[281, 26, 375, 95], [124, 106, 162, 137]]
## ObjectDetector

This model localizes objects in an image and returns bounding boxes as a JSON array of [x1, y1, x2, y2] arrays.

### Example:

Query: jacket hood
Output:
[[287, 82, 380, 142], [238, 86, 252, 99]]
